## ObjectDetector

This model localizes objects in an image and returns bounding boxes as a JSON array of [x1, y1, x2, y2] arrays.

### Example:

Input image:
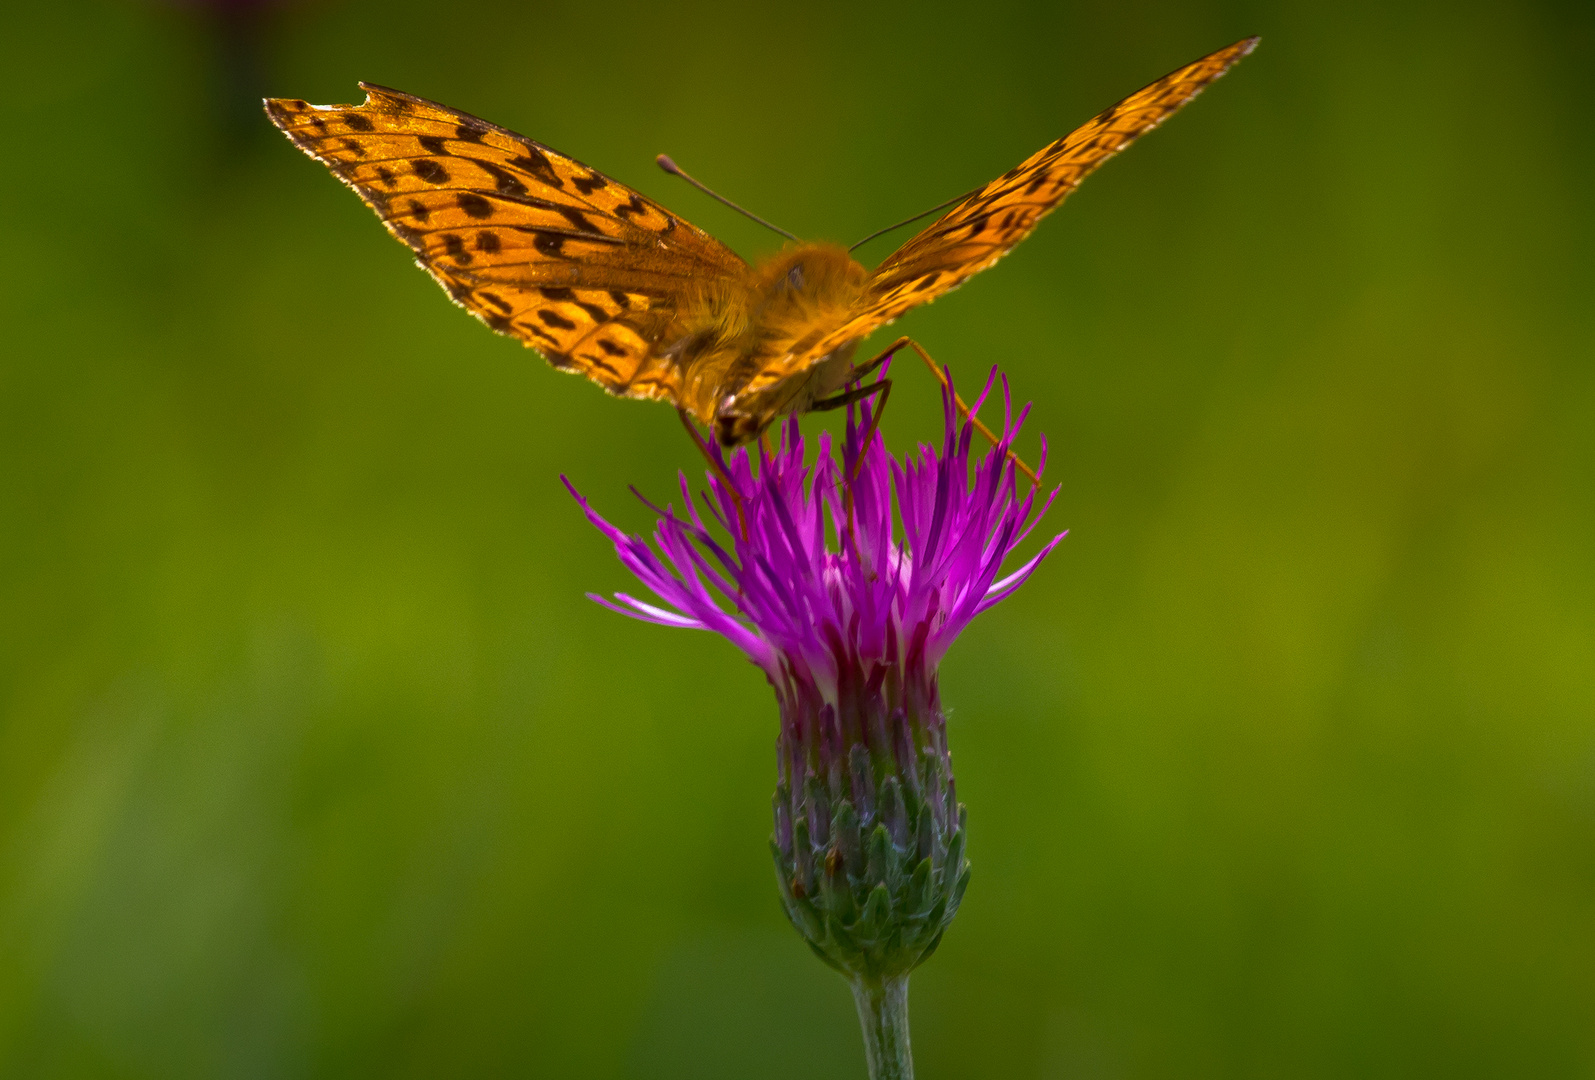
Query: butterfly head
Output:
[[713, 397, 768, 448]]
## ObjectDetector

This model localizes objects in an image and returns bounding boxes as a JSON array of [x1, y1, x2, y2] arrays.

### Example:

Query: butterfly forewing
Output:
[[264, 84, 746, 401], [782, 37, 1259, 374], [266, 39, 1255, 442]]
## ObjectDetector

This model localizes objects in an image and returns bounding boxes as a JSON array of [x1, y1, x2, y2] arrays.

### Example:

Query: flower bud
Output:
[[771, 665, 969, 979]]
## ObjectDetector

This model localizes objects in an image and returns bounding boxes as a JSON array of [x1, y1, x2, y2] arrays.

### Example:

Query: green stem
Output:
[[850, 974, 914, 1080]]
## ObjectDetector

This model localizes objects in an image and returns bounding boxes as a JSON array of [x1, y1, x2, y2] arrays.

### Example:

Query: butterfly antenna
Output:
[[848, 188, 978, 253], [656, 155, 800, 242]]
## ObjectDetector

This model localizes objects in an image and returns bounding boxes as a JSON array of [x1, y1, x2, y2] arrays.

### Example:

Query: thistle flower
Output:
[[565, 369, 1064, 1080]]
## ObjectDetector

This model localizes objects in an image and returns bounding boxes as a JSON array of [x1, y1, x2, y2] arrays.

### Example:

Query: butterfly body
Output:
[[688, 243, 868, 444], [265, 37, 1256, 445]]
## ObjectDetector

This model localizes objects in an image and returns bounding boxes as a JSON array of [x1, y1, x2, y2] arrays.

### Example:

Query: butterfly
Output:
[[265, 37, 1256, 448]]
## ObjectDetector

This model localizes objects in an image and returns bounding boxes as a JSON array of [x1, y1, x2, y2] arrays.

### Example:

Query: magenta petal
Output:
[[567, 366, 1065, 700]]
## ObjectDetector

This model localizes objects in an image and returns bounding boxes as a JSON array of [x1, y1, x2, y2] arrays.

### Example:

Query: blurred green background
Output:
[[3, 0, 1592, 1076]]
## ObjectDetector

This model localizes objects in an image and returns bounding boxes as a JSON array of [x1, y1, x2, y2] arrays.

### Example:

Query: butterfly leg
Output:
[[838, 341, 900, 385], [677, 408, 749, 539], [810, 378, 890, 414], [811, 378, 893, 460], [857, 336, 1042, 489]]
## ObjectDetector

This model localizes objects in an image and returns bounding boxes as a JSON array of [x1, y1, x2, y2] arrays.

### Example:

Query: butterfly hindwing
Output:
[[782, 37, 1259, 374], [264, 84, 747, 401]]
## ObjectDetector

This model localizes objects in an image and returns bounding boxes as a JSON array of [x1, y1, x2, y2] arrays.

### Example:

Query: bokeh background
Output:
[[3, 0, 1592, 1076]]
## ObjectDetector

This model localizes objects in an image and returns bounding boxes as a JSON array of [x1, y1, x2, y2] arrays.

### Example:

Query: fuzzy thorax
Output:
[[671, 242, 867, 445]]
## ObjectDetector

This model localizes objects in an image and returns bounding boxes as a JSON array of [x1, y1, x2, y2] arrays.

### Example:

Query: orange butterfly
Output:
[[266, 37, 1255, 449]]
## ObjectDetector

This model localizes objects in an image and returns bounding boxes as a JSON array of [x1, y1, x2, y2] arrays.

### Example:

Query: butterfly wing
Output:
[[776, 37, 1258, 380], [265, 84, 748, 404]]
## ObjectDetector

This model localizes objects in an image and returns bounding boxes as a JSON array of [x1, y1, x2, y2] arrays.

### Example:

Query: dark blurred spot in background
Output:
[[168, 0, 303, 152]]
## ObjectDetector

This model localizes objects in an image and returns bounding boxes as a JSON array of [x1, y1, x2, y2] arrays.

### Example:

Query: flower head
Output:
[[566, 366, 1064, 980], [565, 367, 1063, 695]]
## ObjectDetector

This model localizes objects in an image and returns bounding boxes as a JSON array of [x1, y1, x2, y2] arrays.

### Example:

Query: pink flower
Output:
[[567, 365, 1064, 981]]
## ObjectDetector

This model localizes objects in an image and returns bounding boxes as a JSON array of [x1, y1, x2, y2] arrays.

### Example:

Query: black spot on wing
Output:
[[387, 221, 422, 247], [418, 135, 450, 156], [414, 159, 449, 184], [442, 234, 471, 264], [457, 193, 493, 219], [538, 309, 577, 330], [341, 113, 373, 132], [508, 146, 563, 188], [539, 287, 575, 301], [480, 291, 513, 314], [407, 199, 430, 224], [427, 270, 473, 305], [510, 227, 625, 256], [575, 301, 610, 324], [609, 290, 632, 309], [376, 166, 396, 188], [556, 207, 603, 234], [456, 123, 487, 143], [571, 173, 606, 195], [614, 194, 645, 221], [477, 161, 528, 197], [597, 339, 628, 357], [475, 230, 500, 253]]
